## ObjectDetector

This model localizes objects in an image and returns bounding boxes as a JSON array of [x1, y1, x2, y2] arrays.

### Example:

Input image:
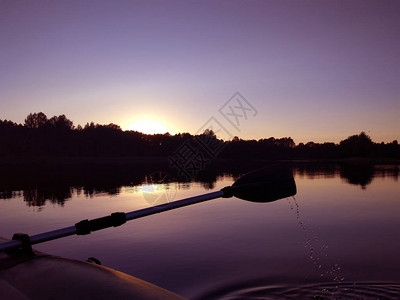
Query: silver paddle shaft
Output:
[[0, 190, 224, 252]]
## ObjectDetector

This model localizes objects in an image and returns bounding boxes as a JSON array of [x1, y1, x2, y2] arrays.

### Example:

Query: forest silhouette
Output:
[[0, 112, 399, 159], [1, 112, 399, 207]]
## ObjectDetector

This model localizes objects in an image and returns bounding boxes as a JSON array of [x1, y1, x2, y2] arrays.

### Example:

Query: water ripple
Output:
[[196, 282, 400, 299]]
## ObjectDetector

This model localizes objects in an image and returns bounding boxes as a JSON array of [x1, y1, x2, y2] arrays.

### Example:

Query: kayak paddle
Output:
[[0, 163, 296, 253]]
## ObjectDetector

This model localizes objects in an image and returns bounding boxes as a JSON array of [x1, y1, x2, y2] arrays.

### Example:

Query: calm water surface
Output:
[[0, 164, 399, 299]]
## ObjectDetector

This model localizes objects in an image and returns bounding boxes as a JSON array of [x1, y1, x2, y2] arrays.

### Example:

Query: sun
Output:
[[125, 118, 171, 135]]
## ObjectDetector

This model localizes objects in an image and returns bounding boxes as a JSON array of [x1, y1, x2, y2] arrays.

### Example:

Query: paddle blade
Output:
[[226, 163, 296, 202]]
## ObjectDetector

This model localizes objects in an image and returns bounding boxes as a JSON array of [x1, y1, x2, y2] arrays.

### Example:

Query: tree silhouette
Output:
[[0, 114, 399, 159], [48, 114, 74, 130], [24, 112, 48, 128], [339, 132, 374, 157]]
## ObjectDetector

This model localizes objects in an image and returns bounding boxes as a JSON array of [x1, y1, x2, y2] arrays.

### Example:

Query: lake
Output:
[[0, 163, 399, 299]]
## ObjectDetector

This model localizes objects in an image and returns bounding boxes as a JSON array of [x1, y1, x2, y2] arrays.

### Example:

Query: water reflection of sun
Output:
[[125, 119, 170, 135]]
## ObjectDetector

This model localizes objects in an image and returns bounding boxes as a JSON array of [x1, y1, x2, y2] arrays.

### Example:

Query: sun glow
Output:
[[125, 118, 171, 135]]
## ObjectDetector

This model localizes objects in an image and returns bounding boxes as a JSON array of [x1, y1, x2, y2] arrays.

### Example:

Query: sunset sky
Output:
[[1, 0, 399, 143]]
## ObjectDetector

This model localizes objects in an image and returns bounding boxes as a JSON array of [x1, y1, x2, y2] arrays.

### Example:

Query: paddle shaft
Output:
[[0, 190, 224, 253]]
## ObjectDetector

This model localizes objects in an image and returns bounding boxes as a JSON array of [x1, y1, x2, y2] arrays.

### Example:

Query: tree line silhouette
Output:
[[0, 112, 399, 159]]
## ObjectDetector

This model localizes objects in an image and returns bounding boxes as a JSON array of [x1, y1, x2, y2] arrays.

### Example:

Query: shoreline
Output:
[[0, 156, 399, 166]]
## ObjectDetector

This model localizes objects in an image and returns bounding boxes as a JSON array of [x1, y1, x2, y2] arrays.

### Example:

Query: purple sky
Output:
[[1, 0, 399, 143]]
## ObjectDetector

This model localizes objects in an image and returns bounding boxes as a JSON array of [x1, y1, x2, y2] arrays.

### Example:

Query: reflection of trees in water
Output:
[[374, 165, 399, 180], [339, 164, 374, 190], [339, 164, 399, 189], [76, 185, 122, 198], [291, 163, 337, 179], [291, 163, 399, 189], [0, 163, 399, 207], [0, 190, 17, 199], [21, 185, 123, 206], [23, 187, 72, 206]]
